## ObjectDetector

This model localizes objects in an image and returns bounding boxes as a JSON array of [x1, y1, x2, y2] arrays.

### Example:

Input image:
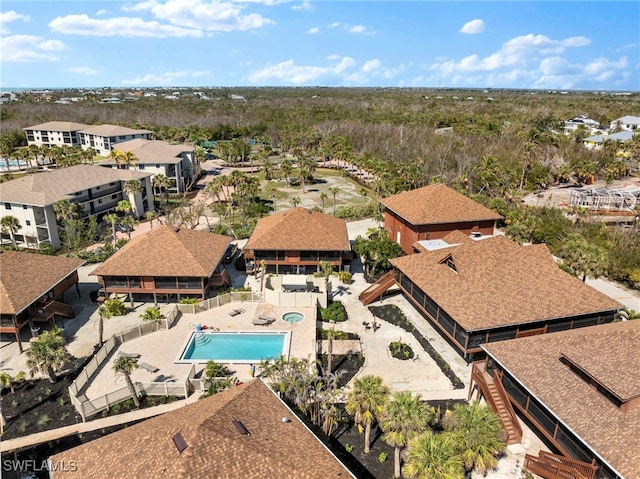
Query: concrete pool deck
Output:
[[83, 302, 316, 401]]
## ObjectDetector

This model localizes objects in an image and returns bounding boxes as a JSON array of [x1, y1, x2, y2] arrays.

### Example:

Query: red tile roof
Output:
[[50, 380, 354, 479], [245, 208, 350, 252], [380, 184, 503, 225], [91, 225, 231, 277], [391, 234, 621, 331], [0, 251, 84, 315], [484, 321, 640, 479]]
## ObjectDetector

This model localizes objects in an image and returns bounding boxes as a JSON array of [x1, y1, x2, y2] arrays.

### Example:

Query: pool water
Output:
[[179, 332, 288, 363], [282, 312, 304, 323]]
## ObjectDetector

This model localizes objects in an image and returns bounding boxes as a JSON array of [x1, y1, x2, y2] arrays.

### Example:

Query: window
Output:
[[26, 220, 31, 226], [23, 204, 27, 209], [4, 203, 11, 210]]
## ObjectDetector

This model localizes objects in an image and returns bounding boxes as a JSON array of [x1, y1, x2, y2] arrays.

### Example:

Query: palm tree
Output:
[[380, 391, 438, 478], [403, 430, 464, 479], [345, 375, 390, 453], [145, 210, 159, 230], [53, 199, 80, 223], [116, 200, 132, 216], [0, 371, 25, 394], [320, 192, 328, 213], [442, 402, 506, 475], [105, 213, 119, 248], [1, 215, 22, 248], [329, 186, 340, 216], [290, 196, 301, 208], [97, 305, 111, 347], [140, 306, 165, 323], [112, 356, 140, 407], [152, 174, 171, 205], [26, 328, 73, 384]]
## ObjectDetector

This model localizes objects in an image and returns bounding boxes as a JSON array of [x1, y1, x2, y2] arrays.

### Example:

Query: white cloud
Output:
[[123, 0, 274, 32], [0, 10, 30, 35], [307, 27, 319, 34], [292, 1, 312, 11], [122, 69, 210, 85], [362, 59, 381, 73], [49, 14, 203, 37], [248, 57, 357, 84], [96, 9, 109, 15], [327, 21, 375, 35], [67, 66, 97, 75], [0, 35, 63, 62], [460, 19, 485, 34]]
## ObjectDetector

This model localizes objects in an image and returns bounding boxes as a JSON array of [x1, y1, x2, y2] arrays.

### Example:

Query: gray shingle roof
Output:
[[0, 165, 150, 206]]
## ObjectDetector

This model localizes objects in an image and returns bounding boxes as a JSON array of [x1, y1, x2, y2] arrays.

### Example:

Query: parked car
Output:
[[116, 224, 132, 233], [224, 244, 239, 263]]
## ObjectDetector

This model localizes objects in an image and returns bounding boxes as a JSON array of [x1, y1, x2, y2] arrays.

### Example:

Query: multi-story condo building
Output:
[[0, 165, 154, 249], [23, 121, 89, 148], [99, 139, 195, 194], [23, 122, 152, 156], [77, 125, 153, 155]]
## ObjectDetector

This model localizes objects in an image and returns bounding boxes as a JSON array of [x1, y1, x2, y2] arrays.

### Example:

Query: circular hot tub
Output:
[[282, 311, 304, 323]]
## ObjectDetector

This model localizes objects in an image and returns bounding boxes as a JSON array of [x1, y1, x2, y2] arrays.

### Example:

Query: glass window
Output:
[[501, 373, 529, 408], [467, 331, 486, 348], [488, 329, 517, 342], [155, 277, 177, 289], [454, 326, 466, 347], [527, 397, 557, 436], [26, 220, 31, 226], [547, 319, 573, 333], [4, 203, 11, 210], [425, 295, 438, 319], [555, 426, 593, 464], [438, 310, 455, 335]]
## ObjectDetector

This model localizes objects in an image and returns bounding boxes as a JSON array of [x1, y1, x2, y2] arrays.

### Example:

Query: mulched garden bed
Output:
[[369, 304, 465, 389], [389, 340, 415, 360], [318, 353, 365, 389]]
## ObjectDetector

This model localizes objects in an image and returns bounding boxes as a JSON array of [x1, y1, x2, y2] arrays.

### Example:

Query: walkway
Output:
[[0, 393, 200, 452]]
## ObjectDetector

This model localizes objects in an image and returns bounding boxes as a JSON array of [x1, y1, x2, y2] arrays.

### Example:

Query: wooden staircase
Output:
[[46, 301, 75, 318], [469, 360, 523, 445], [359, 271, 396, 306], [524, 451, 597, 479]]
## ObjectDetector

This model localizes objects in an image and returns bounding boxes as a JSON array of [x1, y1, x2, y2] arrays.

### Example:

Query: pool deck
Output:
[[84, 302, 316, 401]]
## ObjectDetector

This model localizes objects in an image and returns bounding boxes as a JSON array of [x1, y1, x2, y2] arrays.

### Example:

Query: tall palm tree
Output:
[[1, 215, 22, 248], [53, 199, 80, 224], [345, 375, 390, 453], [97, 305, 111, 347], [403, 430, 464, 479], [329, 186, 340, 216], [380, 391, 438, 478], [145, 210, 158, 230], [112, 356, 140, 408], [442, 402, 506, 475], [26, 328, 73, 384], [320, 192, 328, 213], [116, 200, 132, 216], [105, 213, 119, 248], [123, 179, 143, 217]]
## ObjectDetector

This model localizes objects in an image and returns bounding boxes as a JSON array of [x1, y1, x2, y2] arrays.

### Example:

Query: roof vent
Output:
[[172, 432, 188, 453], [232, 419, 250, 436], [173, 227, 180, 233], [281, 417, 291, 423]]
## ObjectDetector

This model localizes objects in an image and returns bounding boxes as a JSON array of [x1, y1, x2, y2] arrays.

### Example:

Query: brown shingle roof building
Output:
[[91, 225, 232, 300], [92, 225, 230, 278], [246, 207, 350, 252], [483, 321, 640, 479], [390, 233, 621, 358], [50, 379, 355, 479], [99, 139, 190, 165], [0, 251, 83, 352], [380, 184, 503, 254], [244, 208, 351, 275]]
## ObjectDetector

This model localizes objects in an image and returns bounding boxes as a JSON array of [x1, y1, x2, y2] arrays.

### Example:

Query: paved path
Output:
[[1, 393, 200, 452]]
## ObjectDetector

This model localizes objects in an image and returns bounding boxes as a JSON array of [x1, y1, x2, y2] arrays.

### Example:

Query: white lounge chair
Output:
[[139, 362, 159, 373], [253, 316, 275, 326]]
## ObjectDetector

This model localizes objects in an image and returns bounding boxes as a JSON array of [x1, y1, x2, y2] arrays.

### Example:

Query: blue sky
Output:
[[1, 1, 639, 90]]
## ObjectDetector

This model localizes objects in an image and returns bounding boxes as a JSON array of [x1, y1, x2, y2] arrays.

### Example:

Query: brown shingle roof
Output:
[[0, 164, 150, 206], [379, 184, 503, 225], [483, 321, 640, 479], [50, 379, 354, 479], [0, 251, 84, 315], [99, 139, 190, 165], [245, 207, 350, 252], [91, 225, 231, 277], [391, 235, 621, 331], [23, 121, 89, 132]]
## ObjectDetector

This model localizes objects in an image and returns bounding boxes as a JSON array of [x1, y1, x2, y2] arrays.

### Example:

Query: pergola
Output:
[[569, 187, 640, 211]]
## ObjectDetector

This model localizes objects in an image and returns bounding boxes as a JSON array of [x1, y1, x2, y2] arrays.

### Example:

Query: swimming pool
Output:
[[177, 331, 290, 364]]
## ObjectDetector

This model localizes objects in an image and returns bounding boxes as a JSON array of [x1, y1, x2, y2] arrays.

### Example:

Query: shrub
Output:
[[320, 301, 347, 322], [37, 414, 51, 426], [104, 298, 127, 316], [179, 297, 200, 305], [378, 452, 388, 463], [339, 271, 352, 284]]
